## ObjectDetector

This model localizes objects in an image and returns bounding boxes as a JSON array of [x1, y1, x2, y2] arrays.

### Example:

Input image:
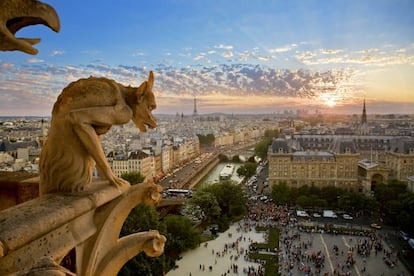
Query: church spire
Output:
[[361, 99, 367, 125]]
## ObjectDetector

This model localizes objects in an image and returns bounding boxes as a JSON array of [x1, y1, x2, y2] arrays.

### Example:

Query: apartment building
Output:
[[268, 135, 414, 193], [268, 138, 360, 191]]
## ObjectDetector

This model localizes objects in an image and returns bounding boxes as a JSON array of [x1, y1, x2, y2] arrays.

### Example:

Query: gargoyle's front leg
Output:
[[69, 104, 132, 190]]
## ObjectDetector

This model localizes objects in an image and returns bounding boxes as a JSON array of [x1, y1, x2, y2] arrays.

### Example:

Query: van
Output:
[[323, 210, 338, 218], [296, 210, 309, 217]]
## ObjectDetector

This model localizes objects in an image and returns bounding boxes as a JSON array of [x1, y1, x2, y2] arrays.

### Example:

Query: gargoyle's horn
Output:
[[147, 71, 154, 90]]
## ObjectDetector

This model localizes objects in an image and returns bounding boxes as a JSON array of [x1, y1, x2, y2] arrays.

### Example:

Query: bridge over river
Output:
[[220, 143, 256, 162]]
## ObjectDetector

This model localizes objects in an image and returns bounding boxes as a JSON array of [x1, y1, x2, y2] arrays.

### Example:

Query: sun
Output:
[[325, 98, 336, 107], [319, 94, 338, 108]]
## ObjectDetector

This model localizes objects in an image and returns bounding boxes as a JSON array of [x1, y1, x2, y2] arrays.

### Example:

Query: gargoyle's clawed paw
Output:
[[111, 177, 131, 192]]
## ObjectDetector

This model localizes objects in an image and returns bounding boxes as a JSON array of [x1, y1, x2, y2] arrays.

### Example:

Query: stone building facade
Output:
[[268, 135, 414, 193], [268, 138, 360, 191]]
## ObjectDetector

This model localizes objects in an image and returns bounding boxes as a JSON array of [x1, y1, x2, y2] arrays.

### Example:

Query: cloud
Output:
[[295, 45, 414, 67], [193, 52, 207, 61], [268, 44, 297, 53], [27, 58, 44, 63], [0, 60, 359, 110], [320, 49, 344, 55], [0, 63, 14, 72], [132, 51, 145, 57], [214, 44, 233, 50], [256, 55, 271, 61], [50, 50, 65, 57], [222, 51, 233, 58], [1, 43, 413, 116]]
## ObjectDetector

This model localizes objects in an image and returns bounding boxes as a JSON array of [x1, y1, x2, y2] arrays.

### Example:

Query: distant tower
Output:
[[359, 99, 369, 135], [193, 97, 198, 116], [361, 99, 367, 125], [39, 118, 47, 147]]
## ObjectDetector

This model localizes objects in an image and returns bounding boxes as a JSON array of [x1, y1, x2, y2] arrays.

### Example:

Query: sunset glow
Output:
[[0, 1, 413, 115]]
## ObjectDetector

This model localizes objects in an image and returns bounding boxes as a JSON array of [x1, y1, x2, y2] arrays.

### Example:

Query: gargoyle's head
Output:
[[0, 0, 60, 55], [143, 230, 167, 257], [132, 71, 157, 132]]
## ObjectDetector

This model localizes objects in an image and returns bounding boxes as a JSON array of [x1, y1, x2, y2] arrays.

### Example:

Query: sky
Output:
[[1, 0, 414, 116]]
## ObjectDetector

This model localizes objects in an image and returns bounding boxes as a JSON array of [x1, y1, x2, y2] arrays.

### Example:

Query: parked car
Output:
[[342, 214, 353, 220], [370, 223, 382, 229], [312, 213, 322, 218]]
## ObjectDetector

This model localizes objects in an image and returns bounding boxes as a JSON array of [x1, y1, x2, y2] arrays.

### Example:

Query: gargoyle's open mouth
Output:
[[145, 122, 157, 129], [1, 0, 60, 55]]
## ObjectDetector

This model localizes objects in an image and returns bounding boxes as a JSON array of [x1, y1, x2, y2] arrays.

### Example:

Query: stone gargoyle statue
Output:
[[0, 0, 60, 55], [39, 71, 157, 194]]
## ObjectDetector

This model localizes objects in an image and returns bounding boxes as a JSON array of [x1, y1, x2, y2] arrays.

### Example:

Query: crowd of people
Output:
[[172, 195, 409, 275], [245, 197, 409, 276], [194, 218, 267, 276]]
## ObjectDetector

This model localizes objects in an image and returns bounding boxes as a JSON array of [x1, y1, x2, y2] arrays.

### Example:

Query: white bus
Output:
[[165, 189, 193, 197]]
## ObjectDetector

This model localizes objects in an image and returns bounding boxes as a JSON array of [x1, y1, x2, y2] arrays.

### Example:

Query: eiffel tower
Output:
[[193, 97, 198, 116]]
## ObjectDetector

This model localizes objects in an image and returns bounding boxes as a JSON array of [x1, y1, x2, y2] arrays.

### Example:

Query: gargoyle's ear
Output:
[[147, 71, 154, 91], [136, 81, 147, 97]]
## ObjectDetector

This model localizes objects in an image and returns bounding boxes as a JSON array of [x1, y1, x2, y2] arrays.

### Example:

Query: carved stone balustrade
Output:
[[0, 178, 166, 275]]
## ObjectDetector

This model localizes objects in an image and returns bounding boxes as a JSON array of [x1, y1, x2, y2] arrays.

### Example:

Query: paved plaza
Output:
[[167, 218, 411, 276], [279, 223, 410, 276], [168, 221, 266, 276]]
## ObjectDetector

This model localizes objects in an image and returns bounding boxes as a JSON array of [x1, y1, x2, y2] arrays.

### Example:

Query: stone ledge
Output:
[[0, 178, 126, 256]]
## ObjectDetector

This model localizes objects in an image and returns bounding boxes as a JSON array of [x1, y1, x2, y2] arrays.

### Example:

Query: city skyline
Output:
[[0, 0, 413, 116]]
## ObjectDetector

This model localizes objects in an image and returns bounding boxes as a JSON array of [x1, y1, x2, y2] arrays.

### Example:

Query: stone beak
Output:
[[0, 0, 60, 55]]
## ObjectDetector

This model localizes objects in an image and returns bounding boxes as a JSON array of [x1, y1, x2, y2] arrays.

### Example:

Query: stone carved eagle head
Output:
[[0, 0, 60, 55]]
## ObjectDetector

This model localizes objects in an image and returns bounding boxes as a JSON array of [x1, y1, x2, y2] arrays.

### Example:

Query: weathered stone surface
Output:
[[39, 72, 157, 195], [0, 179, 121, 257], [0, 179, 166, 275], [0, 0, 60, 54]]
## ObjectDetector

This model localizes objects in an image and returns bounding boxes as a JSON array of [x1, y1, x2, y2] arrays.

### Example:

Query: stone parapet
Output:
[[0, 178, 166, 275]]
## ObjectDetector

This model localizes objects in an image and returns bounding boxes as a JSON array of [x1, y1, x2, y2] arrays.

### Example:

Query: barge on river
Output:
[[219, 164, 235, 180]]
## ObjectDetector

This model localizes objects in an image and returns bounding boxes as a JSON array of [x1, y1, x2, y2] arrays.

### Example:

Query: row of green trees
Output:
[[271, 182, 377, 212], [271, 180, 414, 234]]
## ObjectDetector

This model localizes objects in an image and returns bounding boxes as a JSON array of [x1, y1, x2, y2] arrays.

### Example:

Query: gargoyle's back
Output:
[[52, 77, 124, 115]]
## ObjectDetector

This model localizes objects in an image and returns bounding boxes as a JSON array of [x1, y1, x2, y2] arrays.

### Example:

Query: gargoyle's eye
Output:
[[148, 104, 156, 111]]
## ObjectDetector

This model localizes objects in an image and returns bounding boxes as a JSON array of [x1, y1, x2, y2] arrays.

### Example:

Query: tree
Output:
[[119, 204, 164, 276], [374, 180, 407, 217], [162, 215, 201, 255], [120, 204, 160, 236], [271, 182, 290, 205], [121, 171, 145, 185], [203, 180, 247, 219], [197, 133, 215, 147], [236, 162, 257, 179], [264, 129, 279, 138], [189, 190, 221, 223], [320, 186, 342, 207], [254, 137, 272, 159]]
